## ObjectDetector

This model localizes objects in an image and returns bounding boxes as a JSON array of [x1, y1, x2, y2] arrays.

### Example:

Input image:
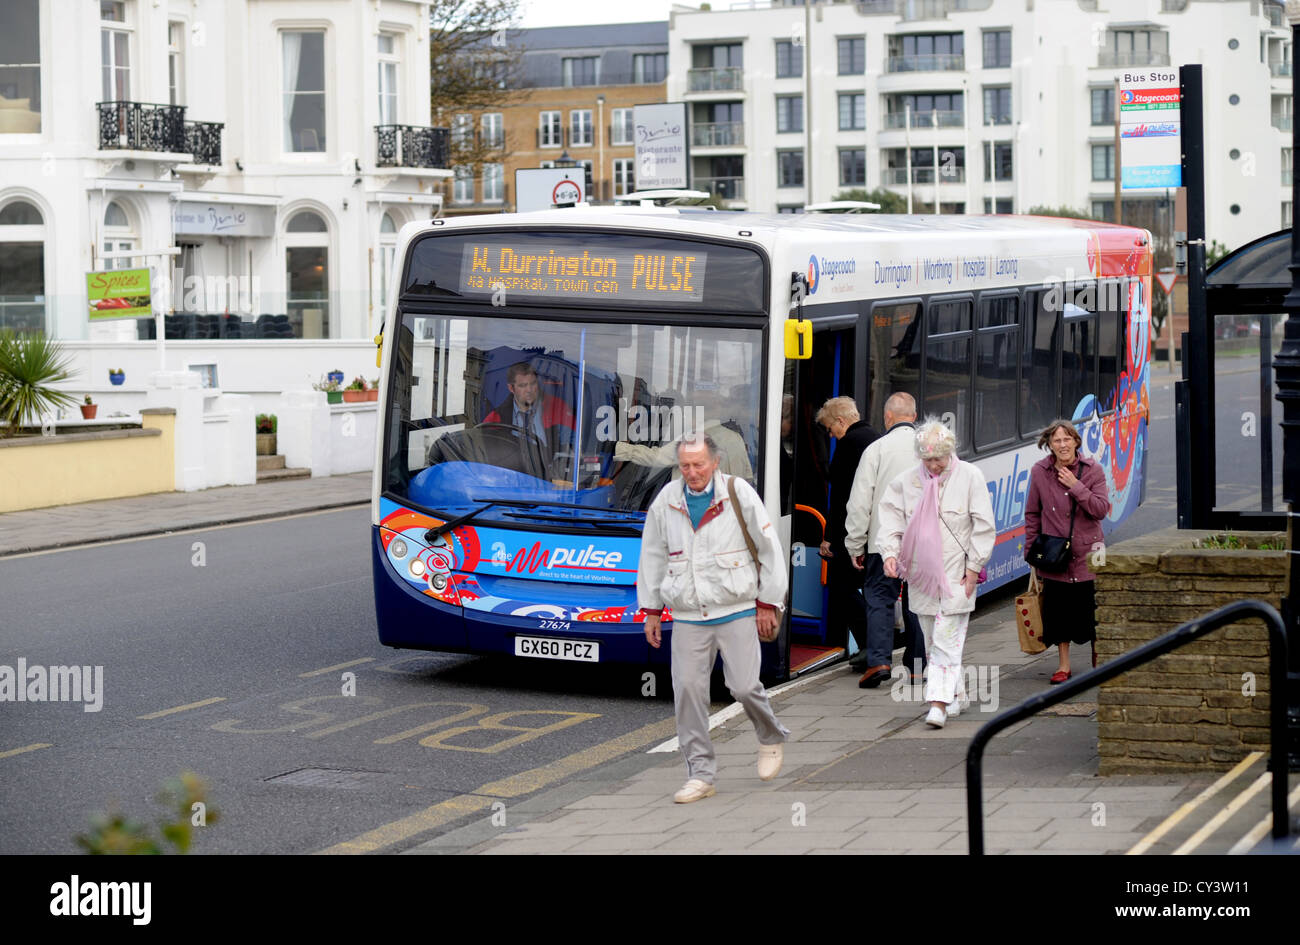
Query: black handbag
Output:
[[1027, 497, 1075, 573]]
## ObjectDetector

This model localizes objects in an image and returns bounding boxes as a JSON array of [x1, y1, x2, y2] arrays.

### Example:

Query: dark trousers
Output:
[[826, 552, 870, 660], [900, 584, 927, 678], [862, 553, 926, 671]]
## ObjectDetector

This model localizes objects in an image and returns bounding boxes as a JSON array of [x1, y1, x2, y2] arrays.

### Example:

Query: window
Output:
[[377, 33, 398, 125], [983, 29, 1011, 68], [378, 212, 397, 315], [452, 165, 473, 203], [778, 150, 804, 188], [570, 109, 592, 147], [974, 294, 1019, 448], [1284, 201, 1293, 229], [633, 53, 666, 84], [562, 56, 597, 87], [1090, 87, 1114, 125], [890, 33, 964, 71], [1101, 28, 1169, 67], [839, 148, 865, 186], [888, 92, 964, 127], [983, 141, 1013, 181], [869, 301, 922, 427], [776, 95, 803, 133], [483, 163, 503, 202], [611, 108, 633, 145], [1091, 144, 1115, 181], [539, 110, 561, 147], [924, 298, 973, 452], [838, 37, 865, 75], [613, 157, 635, 196], [1096, 281, 1124, 412], [101, 1, 130, 101], [0, 199, 45, 333], [1061, 302, 1096, 416], [451, 113, 472, 148], [775, 40, 802, 78], [102, 200, 136, 270], [983, 197, 1014, 213], [983, 86, 1011, 125], [168, 21, 185, 106], [838, 93, 865, 131], [1021, 290, 1059, 433], [1, 0, 41, 132], [284, 211, 330, 338], [884, 147, 966, 183], [1091, 199, 1114, 222], [283, 31, 326, 152], [481, 112, 503, 149]]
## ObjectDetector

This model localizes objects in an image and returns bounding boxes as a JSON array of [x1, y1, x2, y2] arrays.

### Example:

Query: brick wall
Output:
[[1094, 527, 1286, 774]]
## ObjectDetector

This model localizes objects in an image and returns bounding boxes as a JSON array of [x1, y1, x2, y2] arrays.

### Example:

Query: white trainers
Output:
[[925, 704, 947, 729], [949, 695, 971, 718], [673, 779, 716, 803], [757, 744, 784, 781]]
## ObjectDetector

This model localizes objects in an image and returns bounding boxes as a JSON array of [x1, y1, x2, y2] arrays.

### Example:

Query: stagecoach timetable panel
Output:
[[459, 241, 709, 303]]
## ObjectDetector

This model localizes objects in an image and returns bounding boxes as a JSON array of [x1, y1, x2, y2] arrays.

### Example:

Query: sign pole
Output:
[[1181, 64, 1211, 528]]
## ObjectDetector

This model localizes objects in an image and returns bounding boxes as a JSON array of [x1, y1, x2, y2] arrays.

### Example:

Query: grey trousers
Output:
[[670, 614, 789, 783]]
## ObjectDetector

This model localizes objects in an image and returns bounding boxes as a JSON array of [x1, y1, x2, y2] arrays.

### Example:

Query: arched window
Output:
[[284, 208, 330, 337], [378, 212, 398, 319], [103, 200, 136, 269], [0, 199, 46, 332]]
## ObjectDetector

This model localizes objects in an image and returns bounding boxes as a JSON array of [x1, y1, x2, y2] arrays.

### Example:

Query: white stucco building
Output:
[[668, 0, 1291, 250], [0, 0, 447, 363]]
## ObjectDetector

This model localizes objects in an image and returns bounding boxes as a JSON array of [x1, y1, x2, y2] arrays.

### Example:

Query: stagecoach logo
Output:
[[806, 253, 855, 295]]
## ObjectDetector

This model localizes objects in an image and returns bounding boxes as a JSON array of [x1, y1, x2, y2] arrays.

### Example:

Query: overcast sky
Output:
[[519, 0, 680, 29]]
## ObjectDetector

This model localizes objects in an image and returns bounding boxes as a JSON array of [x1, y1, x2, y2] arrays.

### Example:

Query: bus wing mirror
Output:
[[374, 331, 383, 368], [784, 318, 812, 359]]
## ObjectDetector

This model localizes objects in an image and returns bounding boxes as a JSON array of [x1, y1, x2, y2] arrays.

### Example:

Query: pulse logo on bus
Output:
[[806, 254, 856, 295]]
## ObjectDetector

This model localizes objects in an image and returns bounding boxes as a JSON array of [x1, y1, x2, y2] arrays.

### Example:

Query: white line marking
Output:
[[1227, 780, 1300, 854], [1127, 752, 1263, 855], [137, 697, 226, 719], [1172, 772, 1272, 855]]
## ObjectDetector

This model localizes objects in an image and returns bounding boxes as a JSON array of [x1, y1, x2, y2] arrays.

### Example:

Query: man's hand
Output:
[[960, 568, 980, 598], [756, 607, 779, 642], [819, 540, 832, 559], [644, 614, 662, 649], [883, 556, 899, 578], [851, 554, 865, 571]]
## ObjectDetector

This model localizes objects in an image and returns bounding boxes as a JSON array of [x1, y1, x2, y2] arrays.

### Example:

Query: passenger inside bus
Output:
[[611, 386, 755, 485]]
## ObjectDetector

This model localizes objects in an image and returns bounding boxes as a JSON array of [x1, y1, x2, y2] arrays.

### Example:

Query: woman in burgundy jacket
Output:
[[1023, 419, 1111, 683]]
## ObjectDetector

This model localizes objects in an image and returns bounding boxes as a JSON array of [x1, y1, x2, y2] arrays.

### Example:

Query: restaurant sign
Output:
[[87, 268, 153, 320]]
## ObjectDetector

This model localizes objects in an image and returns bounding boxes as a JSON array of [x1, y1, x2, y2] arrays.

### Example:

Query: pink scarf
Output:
[[899, 458, 957, 600]]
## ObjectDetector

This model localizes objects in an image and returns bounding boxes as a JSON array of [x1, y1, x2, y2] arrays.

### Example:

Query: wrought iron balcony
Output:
[[96, 101, 187, 153], [375, 124, 450, 169], [183, 121, 223, 166]]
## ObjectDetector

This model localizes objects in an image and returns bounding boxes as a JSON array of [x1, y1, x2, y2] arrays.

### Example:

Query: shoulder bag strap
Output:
[[727, 476, 760, 571]]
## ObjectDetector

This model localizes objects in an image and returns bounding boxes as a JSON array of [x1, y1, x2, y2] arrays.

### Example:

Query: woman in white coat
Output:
[[877, 419, 996, 728]]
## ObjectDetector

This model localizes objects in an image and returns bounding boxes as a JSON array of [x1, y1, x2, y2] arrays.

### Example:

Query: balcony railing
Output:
[[376, 124, 450, 169], [1285, 168, 1293, 186], [1271, 61, 1292, 78], [696, 176, 745, 200], [687, 67, 743, 92], [883, 109, 965, 129], [856, 0, 897, 13], [886, 54, 965, 73], [1097, 50, 1171, 68], [900, 0, 947, 20], [1274, 116, 1293, 133], [183, 121, 223, 166], [96, 101, 187, 153], [882, 166, 967, 185], [692, 121, 744, 147]]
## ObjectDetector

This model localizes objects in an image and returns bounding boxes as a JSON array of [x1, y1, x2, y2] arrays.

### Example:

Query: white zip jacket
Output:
[[637, 470, 787, 623], [875, 459, 996, 616], [843, 421, 918, 559]]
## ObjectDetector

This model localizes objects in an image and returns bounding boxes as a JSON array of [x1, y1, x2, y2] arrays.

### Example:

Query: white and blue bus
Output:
[[372, 209, 1152, 680]]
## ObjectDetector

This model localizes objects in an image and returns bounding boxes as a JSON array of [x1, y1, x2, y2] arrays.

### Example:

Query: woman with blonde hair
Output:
[[877, 418, 996, 728], [1023, 418, 1110, 683]]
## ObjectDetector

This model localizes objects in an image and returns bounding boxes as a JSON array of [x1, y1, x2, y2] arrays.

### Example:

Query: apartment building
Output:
[[442, 22, 668, 213], [668, 0, 1291, 248], [0, 0, 447, 345]]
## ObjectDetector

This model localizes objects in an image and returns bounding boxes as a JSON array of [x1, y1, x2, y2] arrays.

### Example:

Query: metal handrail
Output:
[[966, 599, 1290, 855]]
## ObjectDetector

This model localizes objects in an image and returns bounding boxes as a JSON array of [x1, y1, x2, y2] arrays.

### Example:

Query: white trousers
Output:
[[916, 611, 970, 706]]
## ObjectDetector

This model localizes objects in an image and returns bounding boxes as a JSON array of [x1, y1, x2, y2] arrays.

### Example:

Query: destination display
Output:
[[460, 241, 708, 303]]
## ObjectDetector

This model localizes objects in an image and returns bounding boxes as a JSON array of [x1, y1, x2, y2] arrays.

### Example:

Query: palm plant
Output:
[[0, 330, 78, 437]]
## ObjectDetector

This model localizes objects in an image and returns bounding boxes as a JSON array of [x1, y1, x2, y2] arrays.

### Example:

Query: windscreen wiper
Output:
[[499, 510, 642, 534], [424, 501, 502, 543]]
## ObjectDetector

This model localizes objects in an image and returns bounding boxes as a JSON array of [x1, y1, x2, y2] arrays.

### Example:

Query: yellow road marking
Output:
[[1173, 772, 1272, 855], [136, 697, 226, 720], [0, 743, 51, 759], [1227, 780, 1300, 854], [299, 658, 374, 678], [318, 716, 676, 855], [1127, 751, 1263, 855]]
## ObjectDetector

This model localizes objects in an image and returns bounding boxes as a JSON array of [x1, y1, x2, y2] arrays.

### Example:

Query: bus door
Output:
[[784, 320, 863, 675]]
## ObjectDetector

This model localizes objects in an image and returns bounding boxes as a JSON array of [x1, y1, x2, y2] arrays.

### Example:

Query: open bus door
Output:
[[782, 319, 864, 677]]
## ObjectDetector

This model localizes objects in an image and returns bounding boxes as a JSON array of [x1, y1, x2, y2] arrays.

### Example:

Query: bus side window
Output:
[[923, 297, 972, 454], [1096, 279, 1125, 413], [869, 300, 921, 430], [1021, 289, 1059, 435], [1061, 283, 1097, 418], [974, 293, 1019, 450]]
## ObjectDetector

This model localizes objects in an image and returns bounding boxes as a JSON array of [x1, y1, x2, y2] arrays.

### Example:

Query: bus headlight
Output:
[[409, 559, 427, 578], [430, 572, 448, 591], [390, 538, 408, 559]]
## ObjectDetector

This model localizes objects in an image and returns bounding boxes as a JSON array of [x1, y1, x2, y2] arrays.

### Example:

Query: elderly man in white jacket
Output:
[[639, 433, 789, 803], [876, 419, 995, 728], [843, 392, 925, 687]]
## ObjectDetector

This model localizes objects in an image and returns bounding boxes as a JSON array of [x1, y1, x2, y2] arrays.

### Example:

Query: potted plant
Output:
[[0, 329, 78, 437], [327, 368, 345, 386], [343, 376, 367, 403], [108, 368, 125, 386], [366, 376, 380, 401], [80, 394, 97, 420], [255, 413, 277, 455], [313, 375, 343, 404]]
